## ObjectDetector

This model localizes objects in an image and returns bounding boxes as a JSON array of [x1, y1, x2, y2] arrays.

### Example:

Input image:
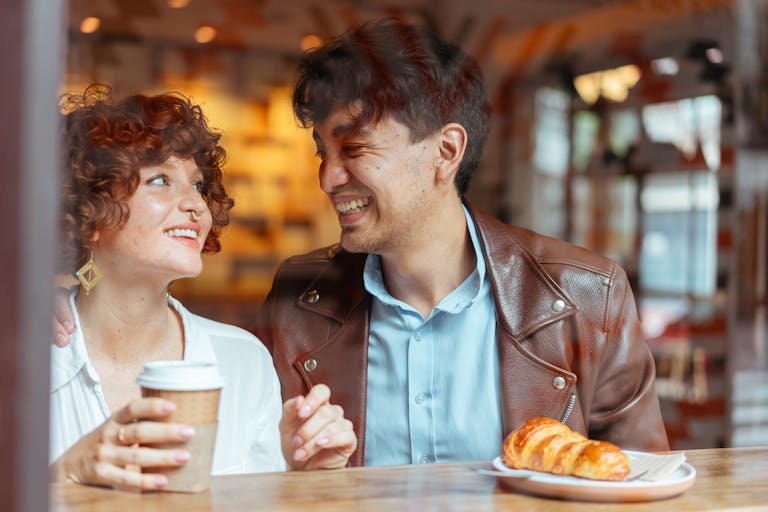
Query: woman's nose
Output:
[[180, 186, 208, 218]]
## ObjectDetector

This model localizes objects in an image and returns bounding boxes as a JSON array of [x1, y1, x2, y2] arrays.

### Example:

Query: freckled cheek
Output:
[[200, 217, 213, 239]]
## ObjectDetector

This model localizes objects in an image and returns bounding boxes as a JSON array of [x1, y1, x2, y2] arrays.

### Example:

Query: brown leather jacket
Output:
[[255, 207, 670, 466]]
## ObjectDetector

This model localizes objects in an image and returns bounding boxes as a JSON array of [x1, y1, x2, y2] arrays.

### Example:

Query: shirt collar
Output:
[[167, 294, 217, 363], [363, 205, 487, 315], [50, 292, 215, 393]]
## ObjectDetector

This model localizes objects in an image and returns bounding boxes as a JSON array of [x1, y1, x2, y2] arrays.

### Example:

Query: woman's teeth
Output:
[[164, 228, 198, 239]]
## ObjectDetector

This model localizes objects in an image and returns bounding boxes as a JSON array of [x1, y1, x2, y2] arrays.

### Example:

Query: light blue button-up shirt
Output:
[[363, 207, 502, 466]]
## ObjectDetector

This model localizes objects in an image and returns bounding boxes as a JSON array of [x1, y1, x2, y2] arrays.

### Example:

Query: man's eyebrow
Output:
[[313, 122, 368, 142], [332, 123, 360, 137], [331, 124, 358, 137]]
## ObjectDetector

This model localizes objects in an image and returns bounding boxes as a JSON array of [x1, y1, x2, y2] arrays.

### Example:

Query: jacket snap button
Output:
[[553, 376, 566, 390], [303, 358, 318, 372], [306, 290, 320, 303], [552, 299, 565, 313]]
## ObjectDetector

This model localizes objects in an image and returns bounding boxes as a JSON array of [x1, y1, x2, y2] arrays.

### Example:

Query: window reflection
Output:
[[640, 172, 719, 296]]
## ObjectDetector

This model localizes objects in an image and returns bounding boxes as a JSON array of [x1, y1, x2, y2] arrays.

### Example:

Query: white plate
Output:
[[491, 451, 696, 503]]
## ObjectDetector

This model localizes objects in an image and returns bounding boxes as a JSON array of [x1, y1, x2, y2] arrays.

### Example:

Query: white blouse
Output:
[[49, 293, 286, 474]]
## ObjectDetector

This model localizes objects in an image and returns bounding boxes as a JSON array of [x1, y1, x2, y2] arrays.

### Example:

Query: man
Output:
[[254, 18, 669, 467]]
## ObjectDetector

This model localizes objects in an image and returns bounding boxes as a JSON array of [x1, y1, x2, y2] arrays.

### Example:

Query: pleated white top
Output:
[[50, 292, 286, 474]]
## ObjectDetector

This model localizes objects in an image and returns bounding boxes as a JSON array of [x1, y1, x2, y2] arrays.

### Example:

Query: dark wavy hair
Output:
[[292, 18, 490, 196], [59, 85, 234, 273]]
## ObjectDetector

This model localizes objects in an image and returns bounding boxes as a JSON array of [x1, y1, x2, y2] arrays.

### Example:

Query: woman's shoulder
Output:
[[188, 312, 259, 343], [169, 296, 270, 357]]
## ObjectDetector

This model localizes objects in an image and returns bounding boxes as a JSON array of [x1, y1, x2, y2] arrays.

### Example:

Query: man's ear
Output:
[[435, 123, 467, 183]]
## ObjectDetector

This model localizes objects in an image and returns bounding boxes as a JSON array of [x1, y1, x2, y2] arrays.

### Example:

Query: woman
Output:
[[50, 87, 355, 490]]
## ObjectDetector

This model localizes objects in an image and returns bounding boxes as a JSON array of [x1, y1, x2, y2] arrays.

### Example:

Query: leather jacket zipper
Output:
[[560, 393, 576, 423]]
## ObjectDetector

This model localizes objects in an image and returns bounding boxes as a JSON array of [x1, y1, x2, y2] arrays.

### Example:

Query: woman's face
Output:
[[94, 156, 213, 285]]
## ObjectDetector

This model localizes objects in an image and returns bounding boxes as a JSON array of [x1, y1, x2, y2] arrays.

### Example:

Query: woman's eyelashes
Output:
[[146, 174, 168, 186], [145, 174, 205, 193]]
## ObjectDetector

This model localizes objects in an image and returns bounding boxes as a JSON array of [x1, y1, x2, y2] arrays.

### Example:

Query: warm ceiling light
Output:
[[574, 64, 641, 105], [300, 34, 323, 52], [80, 16, 101, 34], [167, 0, 191, 8], [194, 26, 217, 44]]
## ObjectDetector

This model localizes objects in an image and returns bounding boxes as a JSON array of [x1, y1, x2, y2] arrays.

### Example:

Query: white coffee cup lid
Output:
[[137, 361, 225, 391]]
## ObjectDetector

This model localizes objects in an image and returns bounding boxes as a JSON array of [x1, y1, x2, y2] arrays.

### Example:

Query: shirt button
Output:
[[415, 392, 427, 405], [303, 358, 318, 372], [552, 299, 566, 313], [415, 330, 423, 341], [553, 376, 566, 390], [305, 290, 320, 303], [420, 455, 432, 464]]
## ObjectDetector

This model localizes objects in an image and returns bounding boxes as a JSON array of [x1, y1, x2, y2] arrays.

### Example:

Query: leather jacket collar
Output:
[[295, 204, 578, 343]]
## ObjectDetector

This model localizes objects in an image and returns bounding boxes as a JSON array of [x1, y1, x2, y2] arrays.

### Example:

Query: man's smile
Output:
[[335, 197, 371, 215]]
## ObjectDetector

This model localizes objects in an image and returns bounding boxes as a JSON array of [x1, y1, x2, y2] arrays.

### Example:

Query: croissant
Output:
[[502, 417, 630, 481]]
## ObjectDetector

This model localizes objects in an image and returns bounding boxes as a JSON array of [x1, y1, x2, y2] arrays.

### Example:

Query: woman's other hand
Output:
[[279, 384, 357, 470], [51, 398, 196, 490]]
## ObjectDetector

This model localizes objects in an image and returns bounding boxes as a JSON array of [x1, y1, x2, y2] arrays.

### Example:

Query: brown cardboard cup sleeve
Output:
[[137, 361, 224, 493]]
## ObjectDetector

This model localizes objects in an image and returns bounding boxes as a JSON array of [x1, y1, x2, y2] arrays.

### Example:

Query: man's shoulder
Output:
[[510, 225, 617, 277], [280, 244, 343, 267], [267, 243, 368, 305], [275, 244, 367, 275], [474, 210, 618, 278]]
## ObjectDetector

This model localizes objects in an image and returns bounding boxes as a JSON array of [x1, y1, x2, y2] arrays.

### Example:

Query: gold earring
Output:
[[75, 250, 103, 295]]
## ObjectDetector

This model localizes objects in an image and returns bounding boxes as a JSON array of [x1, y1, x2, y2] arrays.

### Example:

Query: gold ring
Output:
[[117, 426, 127, 444]]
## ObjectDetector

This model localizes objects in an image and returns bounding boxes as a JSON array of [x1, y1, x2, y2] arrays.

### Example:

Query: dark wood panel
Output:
[[0, 0, 25, 508], [0, 1, 63, 511]]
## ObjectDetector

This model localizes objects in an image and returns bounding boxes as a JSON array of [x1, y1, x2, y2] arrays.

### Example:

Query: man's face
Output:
[[312, 103, 439, 255]]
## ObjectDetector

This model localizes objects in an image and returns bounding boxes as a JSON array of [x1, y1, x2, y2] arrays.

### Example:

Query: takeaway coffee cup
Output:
[[137, 361, 224, 492]]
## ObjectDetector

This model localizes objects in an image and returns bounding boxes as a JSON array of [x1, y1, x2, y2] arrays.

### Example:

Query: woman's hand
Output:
[[51, 398, 196, 491], [279, 384, 357, 470]]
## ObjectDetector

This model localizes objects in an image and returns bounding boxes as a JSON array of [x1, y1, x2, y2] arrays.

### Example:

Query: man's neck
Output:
[[379, 203, 476, 318]]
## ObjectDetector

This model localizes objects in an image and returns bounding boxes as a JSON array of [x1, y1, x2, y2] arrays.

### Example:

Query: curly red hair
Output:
[[59, 85, 234, 273]]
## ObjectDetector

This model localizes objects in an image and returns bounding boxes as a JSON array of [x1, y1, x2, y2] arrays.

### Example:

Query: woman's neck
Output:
[[75, 279, 184, 365]]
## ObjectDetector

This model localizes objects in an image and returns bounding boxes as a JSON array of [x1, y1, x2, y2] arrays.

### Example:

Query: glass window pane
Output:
[[640, 172, 719, 295], [533, 87, 570, 176]]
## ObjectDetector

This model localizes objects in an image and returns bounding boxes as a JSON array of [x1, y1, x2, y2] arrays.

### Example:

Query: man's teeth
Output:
[[336, 198, 370, 214], [164, 228, 198, 239]]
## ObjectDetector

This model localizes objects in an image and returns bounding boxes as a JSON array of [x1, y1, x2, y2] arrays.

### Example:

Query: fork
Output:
[[626, 470, 648, 482]]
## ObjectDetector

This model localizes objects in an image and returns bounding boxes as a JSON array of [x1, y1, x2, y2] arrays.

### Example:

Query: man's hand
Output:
[[51, 287, 75, 347], [279, 384, 357, 470]]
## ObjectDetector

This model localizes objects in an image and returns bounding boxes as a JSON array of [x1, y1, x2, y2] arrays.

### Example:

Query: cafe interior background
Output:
[[0, 0, 768, 504], [59, 0, 768, 452]]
